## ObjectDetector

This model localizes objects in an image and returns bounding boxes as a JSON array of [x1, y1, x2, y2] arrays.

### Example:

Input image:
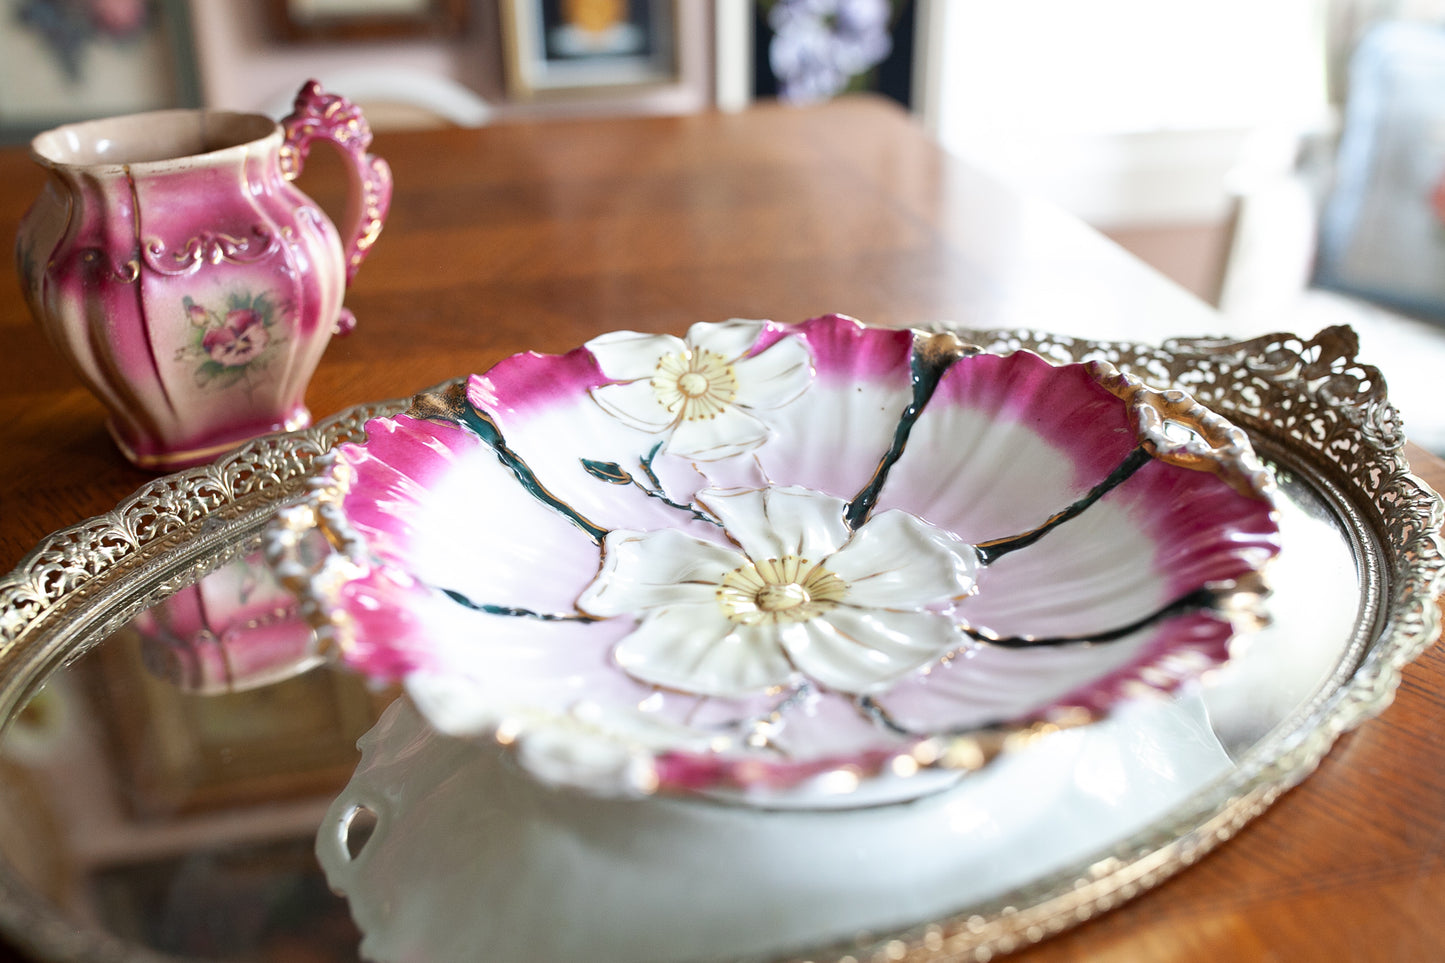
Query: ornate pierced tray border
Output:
[[0, 325, 1439, 963]]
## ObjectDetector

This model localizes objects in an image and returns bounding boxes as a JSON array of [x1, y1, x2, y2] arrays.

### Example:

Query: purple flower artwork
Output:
[[766, 0, 897, 104]]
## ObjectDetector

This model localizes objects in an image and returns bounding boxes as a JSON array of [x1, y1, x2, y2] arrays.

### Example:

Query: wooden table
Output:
[[1, 97, 1442, 962]]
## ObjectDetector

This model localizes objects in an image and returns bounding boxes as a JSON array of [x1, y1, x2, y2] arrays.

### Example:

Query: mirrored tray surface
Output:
[[0, 325, 1439, 963]]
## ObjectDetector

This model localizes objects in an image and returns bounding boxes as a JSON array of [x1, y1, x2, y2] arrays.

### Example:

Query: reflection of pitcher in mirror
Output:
[[129, 552, 322, 694], [15, 81, 391, 470]]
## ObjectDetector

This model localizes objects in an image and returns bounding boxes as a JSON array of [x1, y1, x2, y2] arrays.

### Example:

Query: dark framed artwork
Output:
[[268, 0, 467, 42], [500, 0, 678, 99], [1314, 21, 1445, 322], [753, 0, 915, 107], [0, 0, 201, 145]]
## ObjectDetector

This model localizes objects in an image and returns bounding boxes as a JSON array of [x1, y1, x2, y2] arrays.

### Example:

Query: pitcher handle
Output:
[[279, 80, 393, 293]]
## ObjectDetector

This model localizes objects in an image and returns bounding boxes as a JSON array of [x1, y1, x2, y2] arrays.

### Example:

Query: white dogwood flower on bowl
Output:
[[579, 485, 980, 697], [586, 319, 812, 461]]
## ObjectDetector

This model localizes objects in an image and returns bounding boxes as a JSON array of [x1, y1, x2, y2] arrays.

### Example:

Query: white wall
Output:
[[926, 0, 1331, 227]]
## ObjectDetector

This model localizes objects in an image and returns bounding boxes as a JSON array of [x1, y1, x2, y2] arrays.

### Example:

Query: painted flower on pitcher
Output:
[[176, 290, 288, 389], [579, 486, 980, 697], [203, 309, 270, 366], [586, 319, 813, 461]]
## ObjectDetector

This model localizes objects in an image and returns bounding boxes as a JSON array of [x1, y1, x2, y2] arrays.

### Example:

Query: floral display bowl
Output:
[[268, 314, 1282, 804]]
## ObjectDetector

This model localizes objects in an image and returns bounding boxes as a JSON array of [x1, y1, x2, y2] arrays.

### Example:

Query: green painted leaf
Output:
[[213, 366, 249, 390], [581, 459, 632, 485], [195, 360, 227, 386]]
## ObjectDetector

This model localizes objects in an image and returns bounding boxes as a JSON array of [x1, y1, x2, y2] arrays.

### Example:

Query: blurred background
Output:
[[3, 7, 1444, 959], [4, 0, 1445, 443]]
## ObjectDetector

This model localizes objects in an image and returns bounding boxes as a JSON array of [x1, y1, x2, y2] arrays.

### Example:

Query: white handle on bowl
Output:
[[315, 791, 383, 898]]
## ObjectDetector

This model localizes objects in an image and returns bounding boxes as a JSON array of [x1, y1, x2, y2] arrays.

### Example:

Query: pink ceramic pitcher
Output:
[[15, 81, 391, 469]]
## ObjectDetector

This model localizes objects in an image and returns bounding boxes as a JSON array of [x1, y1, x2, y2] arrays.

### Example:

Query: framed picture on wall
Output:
[[500, 0, 678, 99], [751, 0, 916, 107], [269, 0, 467, 42], [0, 0, 201, 145], [714, 0, 937, 115]]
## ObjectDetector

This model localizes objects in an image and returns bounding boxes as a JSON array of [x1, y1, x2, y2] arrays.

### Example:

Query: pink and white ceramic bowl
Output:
[[268, 314, 1281, 803]]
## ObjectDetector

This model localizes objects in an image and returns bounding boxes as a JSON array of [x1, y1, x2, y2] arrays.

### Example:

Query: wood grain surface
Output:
[[0, 97, 1441, 962]]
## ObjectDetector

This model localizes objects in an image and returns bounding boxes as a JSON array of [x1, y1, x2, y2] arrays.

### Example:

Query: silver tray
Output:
[[0, 325, 1439, 963]]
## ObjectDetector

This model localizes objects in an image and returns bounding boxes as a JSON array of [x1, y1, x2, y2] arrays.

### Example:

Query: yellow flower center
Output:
[[717, 555, 847, 626], [757, 582, 811, 612], [677, 371, 710, 397], [653, 349, 739, 421]]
